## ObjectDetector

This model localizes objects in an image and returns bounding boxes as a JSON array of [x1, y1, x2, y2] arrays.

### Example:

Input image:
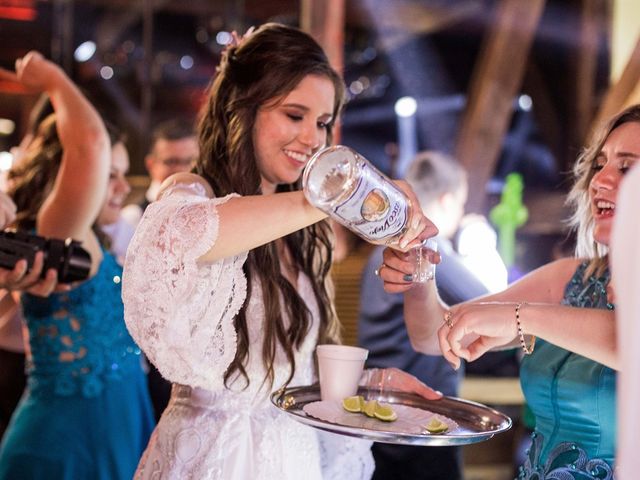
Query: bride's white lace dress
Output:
[[122, 184, 374, 480]]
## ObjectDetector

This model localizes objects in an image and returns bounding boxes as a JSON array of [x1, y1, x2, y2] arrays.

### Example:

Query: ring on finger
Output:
[[374, 263, 386, 277], [443, 310, 454, 328]]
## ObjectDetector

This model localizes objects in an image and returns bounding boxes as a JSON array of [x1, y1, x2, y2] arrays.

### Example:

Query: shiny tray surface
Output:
[[271, 385, 512, 446]]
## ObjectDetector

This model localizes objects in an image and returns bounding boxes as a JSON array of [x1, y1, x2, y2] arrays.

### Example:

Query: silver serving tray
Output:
[[271, 385, 512, 446]]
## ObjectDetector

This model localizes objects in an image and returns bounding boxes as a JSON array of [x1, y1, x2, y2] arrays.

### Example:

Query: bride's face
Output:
[[252, 74, 335, 194]]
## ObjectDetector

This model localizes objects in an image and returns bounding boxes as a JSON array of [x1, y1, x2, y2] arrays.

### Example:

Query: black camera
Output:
[[0, 230, 92, 283]]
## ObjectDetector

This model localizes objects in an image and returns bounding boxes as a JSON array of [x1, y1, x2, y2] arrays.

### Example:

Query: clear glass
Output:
[[303, 145, 412, 245], [410, 238, 438, 283]]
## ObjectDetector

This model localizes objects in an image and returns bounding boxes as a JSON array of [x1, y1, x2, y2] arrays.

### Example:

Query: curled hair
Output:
[[8, 114, 61, 230], [196, 23, 346, 390], [567, 104, 640, 276]]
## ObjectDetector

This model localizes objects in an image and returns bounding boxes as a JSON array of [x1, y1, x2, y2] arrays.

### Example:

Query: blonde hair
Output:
[[567, 104, 640, 276]]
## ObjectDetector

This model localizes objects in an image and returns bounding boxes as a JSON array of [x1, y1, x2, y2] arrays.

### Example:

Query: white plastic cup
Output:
[[411, 238, 438, 283], [316, 345, 368, 402]]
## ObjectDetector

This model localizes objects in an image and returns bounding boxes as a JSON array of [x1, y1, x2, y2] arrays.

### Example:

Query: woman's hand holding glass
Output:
[[378, 245, 441, 294], [376, 247, 520, 370]]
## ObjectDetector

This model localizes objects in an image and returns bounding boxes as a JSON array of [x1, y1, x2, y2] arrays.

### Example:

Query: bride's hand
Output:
[[393, 180, 438, 251], [360, 367, 442, 401]]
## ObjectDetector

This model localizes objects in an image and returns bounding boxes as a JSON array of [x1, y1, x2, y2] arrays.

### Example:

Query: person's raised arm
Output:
[[10, 51, 110, 242]]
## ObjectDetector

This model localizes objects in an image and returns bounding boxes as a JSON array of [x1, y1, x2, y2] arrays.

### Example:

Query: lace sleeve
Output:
[[122, 184, 248, 391]]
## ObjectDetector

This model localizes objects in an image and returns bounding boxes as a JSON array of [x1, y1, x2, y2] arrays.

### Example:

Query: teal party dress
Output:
[[518, 262, 616, 479], [0, 250, 154, 480]]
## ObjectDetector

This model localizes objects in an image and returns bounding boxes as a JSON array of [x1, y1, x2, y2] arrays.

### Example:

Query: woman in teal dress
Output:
[[377, 104, 640, 478], [0, 51, 153, 479], [518, 262, 615, 478]]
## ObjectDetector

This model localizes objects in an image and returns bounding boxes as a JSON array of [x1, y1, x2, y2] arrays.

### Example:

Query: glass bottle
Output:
[[302, 145, 412, 245]]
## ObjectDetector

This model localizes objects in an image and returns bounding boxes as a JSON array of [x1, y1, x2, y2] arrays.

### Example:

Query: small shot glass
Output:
[[410, 238, 438, 283]]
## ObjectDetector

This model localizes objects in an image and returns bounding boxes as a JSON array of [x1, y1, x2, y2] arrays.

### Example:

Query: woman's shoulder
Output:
[[548, 256, 584, 271], [156, 172, 215, 200], [524, 257, 582, 281], [503, 257, 583, 304]]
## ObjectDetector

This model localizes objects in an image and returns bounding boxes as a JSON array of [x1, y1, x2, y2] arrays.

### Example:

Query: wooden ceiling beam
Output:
[[591, 34, 640, 133], [346, 0, 483, 35], [454, 0, 546, 213], [73, 0, 294, 18], [523, 61, 563, 171], [566, 0, 609, 157], [300, 0, 345, 75], [300, 0, 345, 142]]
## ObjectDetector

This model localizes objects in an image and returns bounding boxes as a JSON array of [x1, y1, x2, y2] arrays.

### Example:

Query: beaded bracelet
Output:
[[515, 302, 536, 355]]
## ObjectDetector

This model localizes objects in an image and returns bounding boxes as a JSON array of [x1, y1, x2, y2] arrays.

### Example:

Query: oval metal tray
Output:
[[271, 384, 512, 446]]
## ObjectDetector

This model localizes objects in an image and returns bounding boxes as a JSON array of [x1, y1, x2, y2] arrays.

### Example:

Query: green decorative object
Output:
[[489, 173, 528, 267]]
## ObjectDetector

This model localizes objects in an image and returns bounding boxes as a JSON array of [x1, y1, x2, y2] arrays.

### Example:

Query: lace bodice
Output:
[[21, 250, 143, 398], [123, 183, 374, 479], [518, 262, 615, 479]]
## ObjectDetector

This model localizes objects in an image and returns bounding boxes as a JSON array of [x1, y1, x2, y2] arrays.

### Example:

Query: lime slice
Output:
[[363, 400, 378, 418], [424, 417, 448, 434], [342, 395, 364, 413], [373, 402, 397, 422]]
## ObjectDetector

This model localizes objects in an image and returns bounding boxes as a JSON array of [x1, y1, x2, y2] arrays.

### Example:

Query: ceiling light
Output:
[[74, 41, 96, 62]]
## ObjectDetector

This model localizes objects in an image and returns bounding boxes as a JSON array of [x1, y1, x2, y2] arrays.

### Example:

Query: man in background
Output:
[[358, 151, 489, 480], [121, 118, 198, 227]]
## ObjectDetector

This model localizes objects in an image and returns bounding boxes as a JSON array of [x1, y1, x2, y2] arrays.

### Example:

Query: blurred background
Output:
[[1, 0, 638, 267], [0, 2, 638, 477]]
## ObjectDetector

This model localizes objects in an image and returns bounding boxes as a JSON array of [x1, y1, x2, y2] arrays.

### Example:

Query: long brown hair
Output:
[[196, 23, 346, 390], [567, 104, 640, 277]]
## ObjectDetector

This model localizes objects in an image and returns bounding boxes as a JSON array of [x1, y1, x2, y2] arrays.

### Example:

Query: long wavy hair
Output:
[[567, 104, 640, 277], [196, 23, 346, 390], [8, 113, 122, 248]]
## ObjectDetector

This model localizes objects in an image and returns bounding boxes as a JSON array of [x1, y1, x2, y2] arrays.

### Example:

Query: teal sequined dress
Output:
[[518, 262, 616, 479], [0, 251, 154, 480]]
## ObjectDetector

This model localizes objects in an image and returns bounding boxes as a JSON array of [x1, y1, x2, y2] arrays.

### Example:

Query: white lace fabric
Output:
[[123, 185, 245, 392], [123, 183, 373, 479]]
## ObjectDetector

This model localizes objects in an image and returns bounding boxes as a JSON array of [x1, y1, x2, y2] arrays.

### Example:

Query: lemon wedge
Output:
[[373, 402, 398, 422], [341, 397, 398, 422], [424, 417, 448, 434], [342, 395, 365, 413], [363, 400, 378, 418]]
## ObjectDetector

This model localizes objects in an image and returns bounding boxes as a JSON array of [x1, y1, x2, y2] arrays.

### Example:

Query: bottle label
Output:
[[332, 163, 409, 241]]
